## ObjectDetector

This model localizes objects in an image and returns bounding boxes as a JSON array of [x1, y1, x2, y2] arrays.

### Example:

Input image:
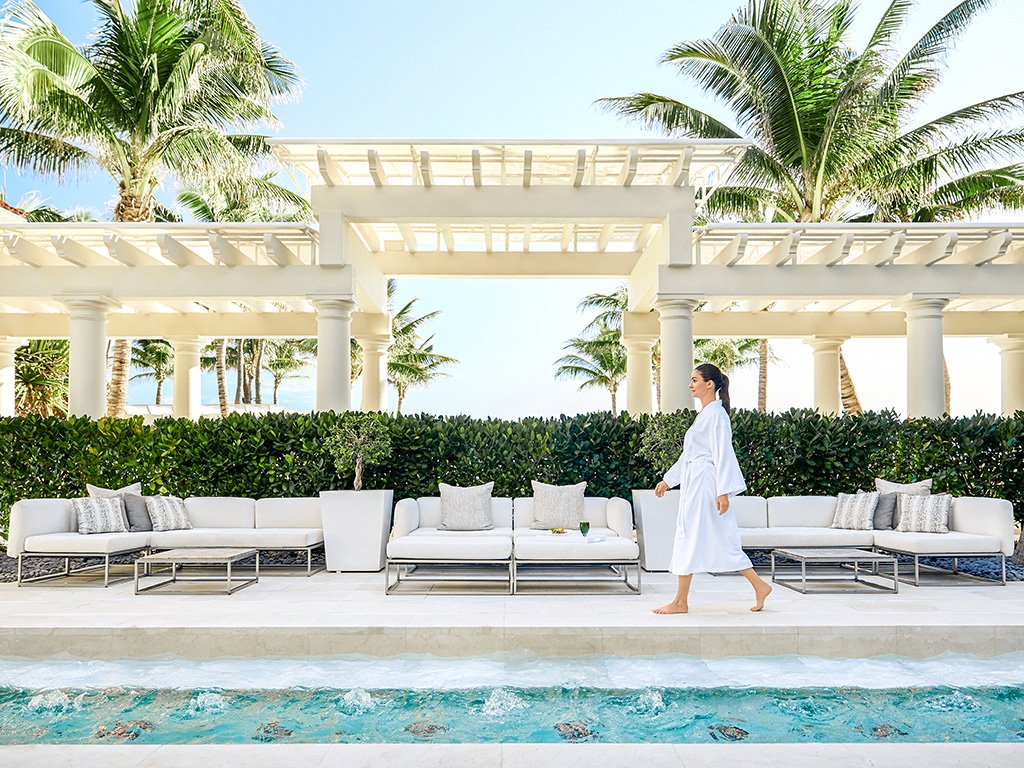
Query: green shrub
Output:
[[0, 409, 1020, 537]]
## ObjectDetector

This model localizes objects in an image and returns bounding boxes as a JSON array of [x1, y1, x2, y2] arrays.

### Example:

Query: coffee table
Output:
[[770, 547, 898, 594], [134, 548, 259, 595]]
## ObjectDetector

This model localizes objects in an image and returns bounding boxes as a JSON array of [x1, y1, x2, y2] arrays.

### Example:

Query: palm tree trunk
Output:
[[653, 343, 662, 412], [253, 340, 264, 405], [610, 384, 617, 414], [234, 339, 243, 405], [273, 379, 280, 406], [839, 350, 863, 414], [215, 339, 228, 418], [1013, 529, 1024, 565], [107, 339, 130, 417], [155, 379, 163, 406], [396, 387, 405, 415], [943, 355, 951, 415], [757, 339, 769, 412]]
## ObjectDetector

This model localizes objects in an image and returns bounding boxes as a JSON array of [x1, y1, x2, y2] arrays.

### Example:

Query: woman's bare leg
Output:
[[653, 574, 692, 614], [739, 567, 772, 612]]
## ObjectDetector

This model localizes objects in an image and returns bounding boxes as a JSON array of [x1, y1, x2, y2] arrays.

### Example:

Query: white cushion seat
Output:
[[513, 526, 619, 540], [873, 530, 1002, 555], [740, 527, 875, 549], [514, 536, 639, 561], [387, 535, 512, 560], [409, 526, 514, 538], [149, 527, 323, 549], [23, 532, 149, 554]]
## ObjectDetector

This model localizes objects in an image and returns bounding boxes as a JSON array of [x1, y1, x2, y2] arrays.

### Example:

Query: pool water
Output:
[[2, 654, 1024, 745]]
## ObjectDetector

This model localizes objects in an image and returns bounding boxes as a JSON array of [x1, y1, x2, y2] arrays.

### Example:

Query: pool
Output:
[[2, 654, 1023, 745]]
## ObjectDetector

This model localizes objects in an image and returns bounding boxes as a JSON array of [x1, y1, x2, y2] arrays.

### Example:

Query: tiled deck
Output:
[[1, 569, 1022, 659]]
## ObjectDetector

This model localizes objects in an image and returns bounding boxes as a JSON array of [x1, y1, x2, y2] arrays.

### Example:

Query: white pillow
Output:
[[831, 492, 877, 531], [529, 480, 586, 530], [145, 496, 192, 532], [895, 493, 952, 533], [438, 482, 495, 531], [72, 498, 128, 535], [87, 482, 142, 499]]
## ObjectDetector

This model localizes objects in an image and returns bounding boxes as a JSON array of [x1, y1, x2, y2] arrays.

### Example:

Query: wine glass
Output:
[[579, 520, 591, 538]]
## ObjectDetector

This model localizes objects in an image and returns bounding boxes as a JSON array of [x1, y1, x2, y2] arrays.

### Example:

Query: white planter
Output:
[[631, 489, 679, 572], [320, 489, 395, 572]]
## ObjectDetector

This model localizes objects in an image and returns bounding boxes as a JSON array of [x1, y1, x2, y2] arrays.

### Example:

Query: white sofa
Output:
[[385, 496, 514, 593], [732, 495, 1013, 585], [385, 495, 640, 594], [7, 496, 325, 585]]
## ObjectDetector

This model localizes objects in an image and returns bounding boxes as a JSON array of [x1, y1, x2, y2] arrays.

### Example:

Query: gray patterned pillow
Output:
[[145, 496, 192, 532], [72, 498, 128, 535], [438, 482, 495, 531], [858, 489, 897, 529], [529, 480, 586, 530], [895, 493, 952, 533], [87, 482, 142, 499], [832, 492, 877, 530]]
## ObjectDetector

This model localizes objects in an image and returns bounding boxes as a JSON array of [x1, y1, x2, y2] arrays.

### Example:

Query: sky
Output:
[[10, 0, 1024, 418]]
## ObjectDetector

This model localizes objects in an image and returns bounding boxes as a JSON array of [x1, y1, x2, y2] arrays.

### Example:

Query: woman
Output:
[[653, 363, 772, 614]]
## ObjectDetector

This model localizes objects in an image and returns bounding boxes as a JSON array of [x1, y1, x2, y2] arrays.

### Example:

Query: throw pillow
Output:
[[72, 497, 128, 535], [875, 478, 931, 528], [858, 489, 897, 529], [122, 493, 153, 532], [87, 481, 142, 499], [895, 493, 953, 534], [832, 492, 877, 530], [529, 480, 586, 530], [438, 482, 495, 531], [146, 496, 192, 532]]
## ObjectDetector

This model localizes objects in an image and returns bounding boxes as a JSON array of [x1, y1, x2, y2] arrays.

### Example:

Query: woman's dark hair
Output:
[[694, 363, 731, 413]]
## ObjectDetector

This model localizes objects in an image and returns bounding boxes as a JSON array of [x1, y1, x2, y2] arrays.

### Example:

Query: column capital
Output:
[[55, 295, 120, 315], [654, 294, 703, 319], [309, 295, 355, 318], [167, 336, 205, 354], [900, 293, 956, 318], [622, 336, 657, 352], [803, 335, 848, 353], [353, 334, 392, 352], [991, 334, 1024, 353]]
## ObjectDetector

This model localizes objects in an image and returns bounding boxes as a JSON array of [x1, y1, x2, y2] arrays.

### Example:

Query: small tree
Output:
[[324, 414, 393, 492]]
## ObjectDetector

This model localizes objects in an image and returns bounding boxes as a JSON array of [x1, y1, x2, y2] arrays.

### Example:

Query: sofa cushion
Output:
[[948, 498, 1015, 555], [72, 498, 128, 535], [732, 496, 768, 528], [414, 497, 513, 530], [23, 532, 149, 554], [86, 482, 142, 499], [122, 493, 153, 532], [184, 496, 255, 528], [438, 482, 495, 531], [895, 493, 952, 533], [410, 526, 514, 538], [831, 492, 877, 531], [859, 490, 897, 529], [146, 496, 192, 532], [767, 496, 837, 528], [255, 497, 321, 529], [149, 527, 323, 549], [514, 526, 618, 540], [873, 530, 1002, 555], [876, 478, 931, 527], [514, 535, 639, 561], [529, 480, 586, 530], [387, 535, 512, 560], [740, 527, 875, 549], [515, 497, 611, 530]]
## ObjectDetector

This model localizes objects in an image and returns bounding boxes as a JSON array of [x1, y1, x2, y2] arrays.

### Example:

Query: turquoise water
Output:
[[3, 684, 1024, 744]]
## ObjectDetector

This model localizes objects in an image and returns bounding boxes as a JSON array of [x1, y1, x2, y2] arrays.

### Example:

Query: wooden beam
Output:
[[522, 149, 532, 188], [483, 223, 493, 253], [901, 232, 958, 266], [440, 223, 455, 253], [367, 149, 386, 188], [560, 224, 572, 252], [316, 148, 339, 187], [671, 147, 695, 187], [634, 223, 655, 252], [51, 235, 111, 267], [707, 234, 748, 266], [597, 224, 614, 252], [263, 233, 303, 266], [472, 149, 482, 187], [209, 234, 254, 266], [103, 234, 162, 267], [398, 223, 418, 254], [846, 231, 906, 265], [522, 224, 532, 252], [801, 233, 854, 266], [3, 234, 63, 267], [157, 235, 207, 266], [753, 232, 801, 266], [618, 148, 639, 187], [947, 231, 1012, 265], [419, 150, 433, 188], [572, 148, 586, 188]]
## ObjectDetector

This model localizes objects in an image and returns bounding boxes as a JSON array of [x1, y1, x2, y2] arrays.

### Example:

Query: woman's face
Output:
[[690, 370, 714, 399]]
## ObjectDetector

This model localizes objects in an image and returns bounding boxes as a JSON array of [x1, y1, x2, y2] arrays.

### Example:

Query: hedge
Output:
[[1, 409, 1020, 537]]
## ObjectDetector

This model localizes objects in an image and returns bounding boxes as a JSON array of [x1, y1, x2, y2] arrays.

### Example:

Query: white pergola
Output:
[[0, 139, 1021, 419]]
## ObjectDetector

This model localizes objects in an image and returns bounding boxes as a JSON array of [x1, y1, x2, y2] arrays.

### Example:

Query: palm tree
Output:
[[601, 0, 1024, 412], [178, 172, 311, 223], [14, 340, 68, 416], [0, 0, 300, 417], [555, 323, 628, 413], [130, 339, 174, 405], [263, 339, 315, 405]]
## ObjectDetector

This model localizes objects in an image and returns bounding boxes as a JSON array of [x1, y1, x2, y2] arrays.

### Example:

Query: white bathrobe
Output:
[[663, 399, 752, 575]]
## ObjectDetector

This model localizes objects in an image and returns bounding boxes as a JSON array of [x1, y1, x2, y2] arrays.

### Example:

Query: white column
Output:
[[312, 297, 355, 412], [0, 337, 25, 417], [169, 337, 203, 420], [903, 295, 950, 418], [356, 337, 389, 412], [655, 297, 700, 413], [805, 336, 846, 415], [993, 334, 1024, 416], [623, 336, 656, 416], [62, 297, 113, 419]]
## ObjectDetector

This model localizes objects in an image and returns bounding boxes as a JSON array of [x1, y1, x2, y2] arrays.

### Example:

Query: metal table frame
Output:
[[770, 548, 899, 594], [134, 549, 259, 595]]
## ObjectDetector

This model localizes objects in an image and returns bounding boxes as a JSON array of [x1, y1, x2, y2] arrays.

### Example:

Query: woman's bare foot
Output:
[[653, 601, 688, 615], [750, 582, 772, 612]]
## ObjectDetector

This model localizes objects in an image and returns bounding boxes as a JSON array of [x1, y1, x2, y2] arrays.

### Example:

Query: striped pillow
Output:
[[145, 496, 192, 532], [831, 492, 877, 530], [72, 498, 128, 535], [895, 493, 952, 533]]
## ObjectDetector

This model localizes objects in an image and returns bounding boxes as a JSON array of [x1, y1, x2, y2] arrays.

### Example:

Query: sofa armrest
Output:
[[606, 497, 634, 539], [391, 498, 420, 539], [7, 499, 74, 557], [950, 497, 1015, 556]]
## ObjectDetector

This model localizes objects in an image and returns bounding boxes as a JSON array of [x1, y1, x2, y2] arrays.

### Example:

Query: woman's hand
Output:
[[716, 494, 729, 515], [654, 481, 669, 498]]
